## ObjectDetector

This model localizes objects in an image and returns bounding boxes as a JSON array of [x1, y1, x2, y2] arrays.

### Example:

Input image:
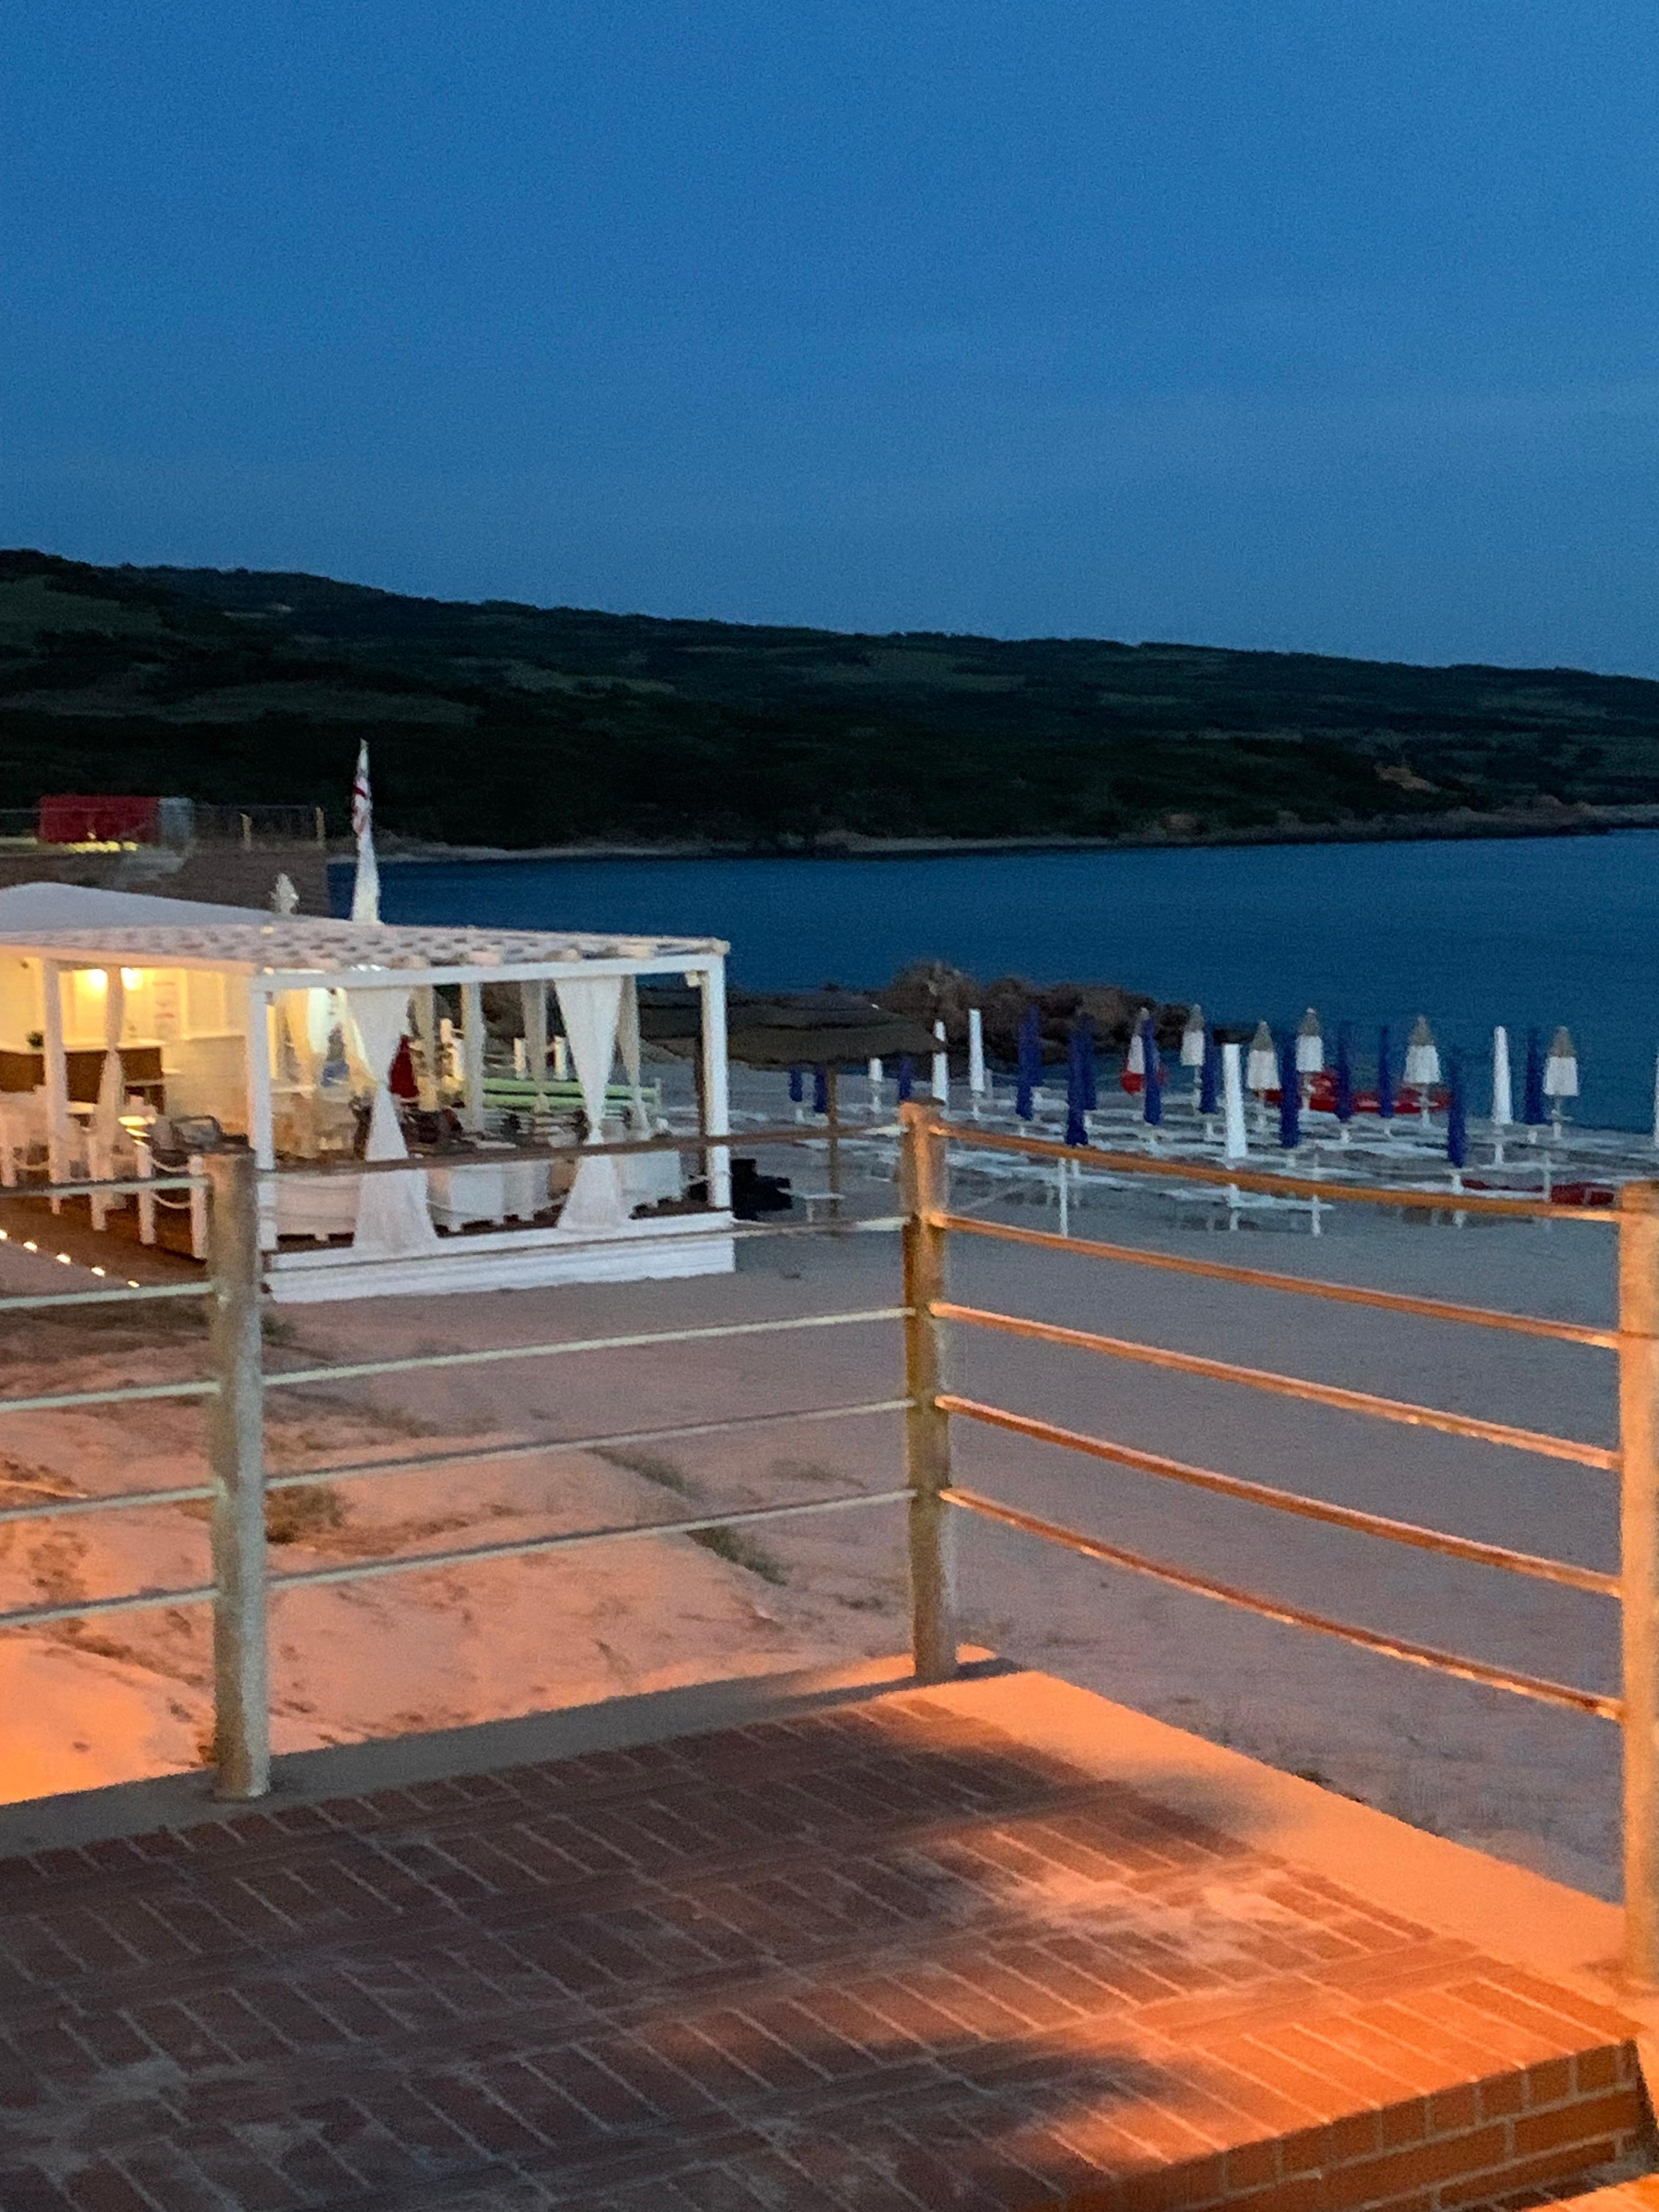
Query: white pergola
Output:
[[0, 916, 733, 1300]]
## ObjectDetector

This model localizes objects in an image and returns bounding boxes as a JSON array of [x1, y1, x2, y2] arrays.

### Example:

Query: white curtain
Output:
[[93, 970, 126, 1146], [280, 989, 329, 1090], [343, 985, 438, 1257], [554, 974, 628, 1233]]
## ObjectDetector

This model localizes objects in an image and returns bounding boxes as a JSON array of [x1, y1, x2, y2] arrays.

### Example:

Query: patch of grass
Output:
[[264, 1483, 347, 1545], [593, 1446, 696, 1496], [688, 1524, 788, 1585]]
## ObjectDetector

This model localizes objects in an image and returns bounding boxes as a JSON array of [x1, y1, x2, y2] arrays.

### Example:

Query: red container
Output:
[[37, 794, 162, 845]]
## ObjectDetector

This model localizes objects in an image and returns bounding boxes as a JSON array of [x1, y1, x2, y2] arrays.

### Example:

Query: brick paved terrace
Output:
[[0, 1662, 1651, 2211]]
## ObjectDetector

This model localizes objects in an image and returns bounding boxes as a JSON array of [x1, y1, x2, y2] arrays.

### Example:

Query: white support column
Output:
[[41, 961, 67, 1211], [699, 960, 731, 1211], [460, 981, 486, 1132], [244, 985, 277, 1252], [522, 978, 548, 1118]]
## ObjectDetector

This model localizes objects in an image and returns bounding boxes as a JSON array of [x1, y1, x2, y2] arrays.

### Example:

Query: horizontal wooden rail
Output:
[[935, 1116, 1610, 1221], [0, 1282, 212, 1314], [941, 1483, 1620, 1720], [0, 1377, 218, 1417], [935, 1300, 1620, 1471], [934, 1214, 1619, 1350], [0, 1488, 912, 1632], [265, 1306, 910, 1390], [265, 1488, 909, 1595], [938, 1393, 1618, 1596], [0, 1398, 915, 1527], [258, 1124, 837, 1178]]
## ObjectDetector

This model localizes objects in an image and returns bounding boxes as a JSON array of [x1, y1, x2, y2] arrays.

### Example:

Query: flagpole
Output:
[[351, 741, 380, 924]]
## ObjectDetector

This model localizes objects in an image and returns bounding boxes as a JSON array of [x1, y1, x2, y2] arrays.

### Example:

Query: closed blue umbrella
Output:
[[812, 1065, 829, 1115], [1334, 1023, 1356, 1124], [1523, 1028, 1548, 1126], [896, 1054, 914, 1103], [1076, 1014, 1098, 1112], [1142, 1016, 1164, 1127], [1016, 1006, 1041, 1121], [1278, 1034, 1300, 1148], [1447, 1049, 1468, 1167], [1065, 1025, 1090, 1148], [1376, 1025, 1395, 1122], [1199, 1025, 1221, 1115], [788, 1066, 805, 1105]]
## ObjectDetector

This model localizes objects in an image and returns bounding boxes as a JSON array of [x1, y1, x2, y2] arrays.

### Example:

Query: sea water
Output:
[[353, 831, 1659, 1130]]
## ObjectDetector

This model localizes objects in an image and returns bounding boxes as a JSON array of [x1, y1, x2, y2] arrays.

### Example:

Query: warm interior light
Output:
[[120, 968, 144, 990], [80, 968, 108, 994]]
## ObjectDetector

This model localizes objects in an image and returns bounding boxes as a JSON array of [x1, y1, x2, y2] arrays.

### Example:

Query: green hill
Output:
[[4, 548, 1659, 849]]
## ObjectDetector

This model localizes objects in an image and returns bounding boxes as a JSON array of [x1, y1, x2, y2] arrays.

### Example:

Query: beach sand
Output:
[[0, 1125, 1626, 1899]]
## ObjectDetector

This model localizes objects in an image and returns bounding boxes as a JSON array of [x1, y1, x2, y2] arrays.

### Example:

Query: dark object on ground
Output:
[[730, 1157, 792, 1220]]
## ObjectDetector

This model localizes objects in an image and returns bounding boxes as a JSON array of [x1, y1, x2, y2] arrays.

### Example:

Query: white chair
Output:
[[0, 1092, 44, 1187]]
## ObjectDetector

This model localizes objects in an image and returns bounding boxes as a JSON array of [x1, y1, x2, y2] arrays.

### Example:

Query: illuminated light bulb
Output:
[[120, 969, 143, 989], [90, 1266, 105, 1277], [127, 1279, 140, 1288], [82, 968, 108, 993], [22, 1240, 36, 1252], [56, 1252, 71, 1265]]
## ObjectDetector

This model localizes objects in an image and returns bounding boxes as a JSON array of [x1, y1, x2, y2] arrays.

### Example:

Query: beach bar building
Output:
[[0, 912, 733, 1303]]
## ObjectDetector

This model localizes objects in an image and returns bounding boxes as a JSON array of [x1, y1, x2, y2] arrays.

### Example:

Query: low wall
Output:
[[0, 843, 336, 915]]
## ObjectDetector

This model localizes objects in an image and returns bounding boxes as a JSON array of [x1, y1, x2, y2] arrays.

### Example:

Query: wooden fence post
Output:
[[1620, 1181, 1659, 1985], [206, 1149, 270, 1801], [901, 1101, 956, 1683]]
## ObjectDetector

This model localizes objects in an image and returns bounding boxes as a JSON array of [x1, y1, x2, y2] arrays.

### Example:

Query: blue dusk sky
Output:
[[4, 3, 1657, 671]]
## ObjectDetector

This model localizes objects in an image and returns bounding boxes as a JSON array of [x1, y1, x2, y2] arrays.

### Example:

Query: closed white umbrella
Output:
[[1404, 1014, 1439, 1123], [1126, 1009, 1150, 1077], [867, 1056, 884, 1114], [967, 1008, 986, 1098], [1245, 1020, 1277, 1092], [1544, 1025, 1578, 1136], [1491, 1025, 1513, 1126], [1543, 1025, 1578, 1099], [1403, 1015, 1440, 1088], [1491, 1024, 1513, 1164], [932, 1019, 950, 1105], [1180, 1006, 1206, 1068], [1295, 1007, 1324, 1076], [349, 741, 380, 924], [1222, 1041, 1248, 1161]]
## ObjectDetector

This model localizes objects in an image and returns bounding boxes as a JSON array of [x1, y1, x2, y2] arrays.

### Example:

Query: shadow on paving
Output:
[[0, 1682, 1641, 2210]]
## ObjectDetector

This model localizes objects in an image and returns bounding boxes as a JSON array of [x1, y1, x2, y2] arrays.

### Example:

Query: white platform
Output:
[[264, 1210, 736, 1304]]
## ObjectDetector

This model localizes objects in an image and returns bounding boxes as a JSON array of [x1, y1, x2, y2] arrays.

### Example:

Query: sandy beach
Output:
[[0, 1104, 1626, 1900]]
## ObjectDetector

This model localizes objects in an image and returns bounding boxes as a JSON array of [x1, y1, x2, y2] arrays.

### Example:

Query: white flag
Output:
[[350, 742, 380, 924]]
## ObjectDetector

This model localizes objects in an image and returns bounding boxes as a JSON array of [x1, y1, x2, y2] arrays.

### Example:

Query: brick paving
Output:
[[0, 1687, 1647, 2210]]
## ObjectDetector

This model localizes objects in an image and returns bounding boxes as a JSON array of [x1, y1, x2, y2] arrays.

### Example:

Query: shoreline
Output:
[[366, 800, 1659, 867]]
